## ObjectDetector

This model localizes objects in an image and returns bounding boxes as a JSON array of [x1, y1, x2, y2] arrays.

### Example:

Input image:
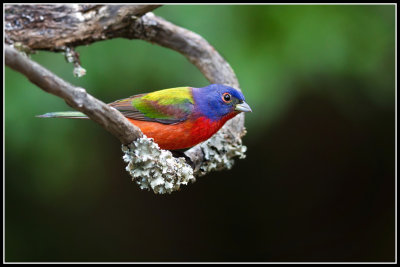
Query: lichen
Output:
[[122, 136, 195, 194], [196, 127, 247, 177], [73, 65, 86, 77], [63, 47, 87, 78]]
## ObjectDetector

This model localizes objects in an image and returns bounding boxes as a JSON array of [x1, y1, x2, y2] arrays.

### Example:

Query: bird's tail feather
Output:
[[36, 111, 89, 119]]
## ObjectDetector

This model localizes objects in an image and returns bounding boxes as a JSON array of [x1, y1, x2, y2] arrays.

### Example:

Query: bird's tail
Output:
[[36, 111, 89, 119]]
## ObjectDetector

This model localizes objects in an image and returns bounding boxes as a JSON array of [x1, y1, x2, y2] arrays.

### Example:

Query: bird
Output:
[[38, 84, 252, 151]]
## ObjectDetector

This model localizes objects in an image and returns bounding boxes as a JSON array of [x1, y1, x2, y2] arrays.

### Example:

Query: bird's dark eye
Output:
[[222, 93, 232, 103]]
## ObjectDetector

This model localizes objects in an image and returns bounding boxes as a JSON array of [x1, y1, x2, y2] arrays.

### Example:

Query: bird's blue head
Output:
[[192, 84, 252, 121]]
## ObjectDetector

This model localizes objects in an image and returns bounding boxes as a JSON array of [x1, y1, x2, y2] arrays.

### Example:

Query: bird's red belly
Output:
[[127, 116, 233, 150]]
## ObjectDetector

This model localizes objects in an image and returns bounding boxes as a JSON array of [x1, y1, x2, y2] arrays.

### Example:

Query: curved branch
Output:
[[5, 4, 247, 177], [134, 13, 239, 88]]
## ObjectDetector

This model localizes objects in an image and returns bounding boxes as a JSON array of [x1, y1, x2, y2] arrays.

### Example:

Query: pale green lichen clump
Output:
[[197, 129, 247, 177], [122, 136, 195, 194]]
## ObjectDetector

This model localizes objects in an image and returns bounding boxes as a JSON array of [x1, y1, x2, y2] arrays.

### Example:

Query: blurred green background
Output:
[[5, 5, 395, 262]]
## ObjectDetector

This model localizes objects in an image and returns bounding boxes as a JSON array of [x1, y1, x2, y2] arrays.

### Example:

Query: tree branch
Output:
[[5, 4, 161, 49], [132, 13, 240, 88], [5, 4, 247, 179], [5, 45, 143, 144]]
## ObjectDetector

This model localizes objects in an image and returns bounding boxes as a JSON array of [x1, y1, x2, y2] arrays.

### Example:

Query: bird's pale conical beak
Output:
[[235, 101, 252, 112]]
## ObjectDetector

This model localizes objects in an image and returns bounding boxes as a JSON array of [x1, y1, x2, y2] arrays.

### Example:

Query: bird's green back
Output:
[[131, 87, 194, 120], [110, 86, 195, 124]]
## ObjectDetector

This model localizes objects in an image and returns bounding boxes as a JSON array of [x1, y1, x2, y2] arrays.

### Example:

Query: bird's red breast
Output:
[[127, 112, 238, 150]]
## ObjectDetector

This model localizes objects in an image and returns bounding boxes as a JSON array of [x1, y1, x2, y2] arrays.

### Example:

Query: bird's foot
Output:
[[170, 150, 195, 169]]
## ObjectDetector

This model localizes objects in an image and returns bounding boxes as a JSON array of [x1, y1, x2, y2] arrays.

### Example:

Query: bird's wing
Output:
[[109, 87, 195, 125]]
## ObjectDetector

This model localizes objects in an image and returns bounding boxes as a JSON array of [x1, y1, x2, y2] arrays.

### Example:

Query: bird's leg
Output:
[[170, 150, 195, 169]]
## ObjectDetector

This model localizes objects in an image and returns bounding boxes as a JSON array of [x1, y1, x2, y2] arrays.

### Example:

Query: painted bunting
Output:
[[38, 84, 252, 150]]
